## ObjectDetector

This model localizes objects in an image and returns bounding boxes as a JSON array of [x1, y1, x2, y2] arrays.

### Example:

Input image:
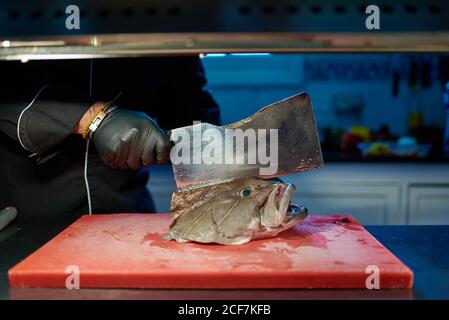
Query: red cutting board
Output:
[[8, 214, 413, 289]]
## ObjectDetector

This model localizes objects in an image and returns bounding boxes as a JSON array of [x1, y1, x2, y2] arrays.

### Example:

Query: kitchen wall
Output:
[[202, 53, 445, 137]]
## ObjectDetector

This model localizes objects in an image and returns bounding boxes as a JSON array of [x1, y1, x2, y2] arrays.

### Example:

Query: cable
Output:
[[84, 138, 92, 215], [83, 59, 94, 215]]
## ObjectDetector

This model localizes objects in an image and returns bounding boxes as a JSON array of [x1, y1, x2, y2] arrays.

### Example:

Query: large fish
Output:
[[162, 177, 308, 245]]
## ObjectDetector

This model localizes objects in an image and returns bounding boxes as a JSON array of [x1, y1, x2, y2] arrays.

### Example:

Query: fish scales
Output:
[[162, 177, 308, 245]]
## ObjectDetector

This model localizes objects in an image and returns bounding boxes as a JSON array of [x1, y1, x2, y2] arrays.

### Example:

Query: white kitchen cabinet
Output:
[[408, 186, 449, 225], [282, 180, 402, 225]]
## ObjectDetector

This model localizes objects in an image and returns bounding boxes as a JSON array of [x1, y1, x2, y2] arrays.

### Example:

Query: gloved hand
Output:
[[92, 108, 171, 169]]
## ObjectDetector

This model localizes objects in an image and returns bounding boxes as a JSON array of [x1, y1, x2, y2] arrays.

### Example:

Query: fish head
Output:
[[230, 177, 307, 239], [166, 177, 307, 244]]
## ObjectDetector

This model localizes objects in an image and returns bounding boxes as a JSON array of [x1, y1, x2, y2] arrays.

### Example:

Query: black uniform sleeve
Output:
[[187, 59, 221, 125], [155, 57, 221, 129], [0, 84, 92, 157]]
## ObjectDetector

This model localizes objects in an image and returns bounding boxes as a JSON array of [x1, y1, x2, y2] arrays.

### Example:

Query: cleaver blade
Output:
[[168, 92, 323, 188]]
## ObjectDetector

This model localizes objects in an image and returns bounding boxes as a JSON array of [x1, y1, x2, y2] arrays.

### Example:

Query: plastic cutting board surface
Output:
[[8, 214, 413, 289]]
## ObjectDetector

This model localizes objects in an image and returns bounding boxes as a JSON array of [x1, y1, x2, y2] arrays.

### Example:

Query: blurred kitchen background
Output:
[[149, 53, 449, 225]]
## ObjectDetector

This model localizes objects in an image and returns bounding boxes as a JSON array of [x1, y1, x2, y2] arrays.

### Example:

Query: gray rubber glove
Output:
[[92, 108, 171, 170]]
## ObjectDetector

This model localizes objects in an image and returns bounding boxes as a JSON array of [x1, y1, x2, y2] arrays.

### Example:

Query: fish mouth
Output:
[[275, 183, 295, 221], [260, 183, 307, 229]]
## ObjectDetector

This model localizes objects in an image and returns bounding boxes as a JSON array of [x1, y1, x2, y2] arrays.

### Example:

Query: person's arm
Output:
[[73, 97, 171, 169], [0, 84, 93, 157], [72, 101, 104, 135], [84, 106, 171, 170], [0, 82, 170, 170]]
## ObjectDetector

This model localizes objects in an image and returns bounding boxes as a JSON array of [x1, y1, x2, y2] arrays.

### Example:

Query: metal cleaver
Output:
[[168, 92, 323, 188]]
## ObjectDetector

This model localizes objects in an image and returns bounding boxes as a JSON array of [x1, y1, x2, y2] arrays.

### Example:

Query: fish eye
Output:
[[240, 189, 251, 198]]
